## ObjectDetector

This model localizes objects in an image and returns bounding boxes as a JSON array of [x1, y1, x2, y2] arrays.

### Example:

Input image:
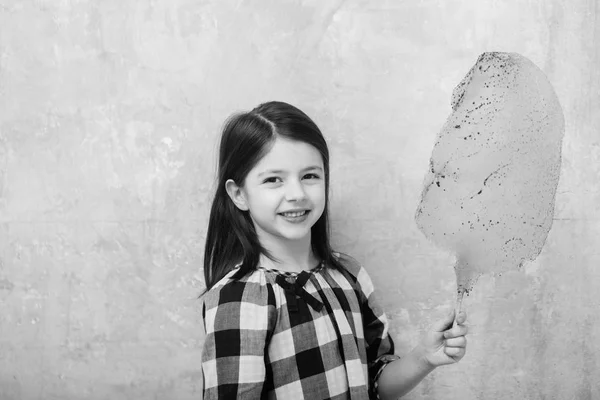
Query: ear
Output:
[[225, 179, 249, 211]]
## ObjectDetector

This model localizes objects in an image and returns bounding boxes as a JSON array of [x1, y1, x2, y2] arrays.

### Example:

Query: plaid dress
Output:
[[201, 253, 400, 399]]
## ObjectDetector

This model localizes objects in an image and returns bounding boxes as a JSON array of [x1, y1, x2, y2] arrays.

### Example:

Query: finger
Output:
[[444, 324, 469, 339], [444, 336, 467, 348], [455, 311, 467, 325], [444, 346, 465, 358], [432, 309, 455, 332]]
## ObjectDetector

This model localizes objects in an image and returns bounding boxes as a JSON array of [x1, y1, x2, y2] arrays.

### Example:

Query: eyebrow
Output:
[[257, 166, 323, 177]]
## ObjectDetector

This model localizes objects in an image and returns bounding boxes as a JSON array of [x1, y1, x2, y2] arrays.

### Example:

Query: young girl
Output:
[[201, 101, 468, 400]]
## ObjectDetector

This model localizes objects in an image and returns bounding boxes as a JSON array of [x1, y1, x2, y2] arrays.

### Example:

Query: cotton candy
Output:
[[415, 52, 564, 296]]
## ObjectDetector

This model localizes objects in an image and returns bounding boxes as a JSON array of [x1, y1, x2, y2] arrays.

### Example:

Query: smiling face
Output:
[[226, 137, 326, 250]]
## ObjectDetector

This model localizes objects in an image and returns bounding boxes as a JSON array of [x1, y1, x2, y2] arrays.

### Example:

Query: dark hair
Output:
[[202, 101, 343, 292]]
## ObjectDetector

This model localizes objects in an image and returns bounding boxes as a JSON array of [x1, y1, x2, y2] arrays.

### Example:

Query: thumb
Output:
[[432, 308, 455, 332]]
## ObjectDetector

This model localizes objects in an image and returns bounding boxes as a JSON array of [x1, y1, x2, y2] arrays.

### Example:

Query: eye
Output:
[[303, 173, 320, 180], [263, 177, 282, 184]]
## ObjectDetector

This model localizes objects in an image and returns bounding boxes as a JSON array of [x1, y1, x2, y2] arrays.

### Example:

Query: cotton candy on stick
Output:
[[415, 52, 564, 324]]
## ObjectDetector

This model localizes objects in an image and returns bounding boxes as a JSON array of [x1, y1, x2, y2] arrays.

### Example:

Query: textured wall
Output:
[[0, 1, 598, 399]]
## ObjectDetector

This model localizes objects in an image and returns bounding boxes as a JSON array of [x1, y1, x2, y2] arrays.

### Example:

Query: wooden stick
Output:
[[453, 289, 465, 328]]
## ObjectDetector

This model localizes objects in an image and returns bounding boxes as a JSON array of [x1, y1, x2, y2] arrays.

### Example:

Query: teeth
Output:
[[282, 211, 306, 217]]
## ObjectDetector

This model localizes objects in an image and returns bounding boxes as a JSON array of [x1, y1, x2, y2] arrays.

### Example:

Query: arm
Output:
[[376, 309, 468, 400], [376, 346, 435, 399], [349, 257, 468, 400], [201, 280, 274, 399]]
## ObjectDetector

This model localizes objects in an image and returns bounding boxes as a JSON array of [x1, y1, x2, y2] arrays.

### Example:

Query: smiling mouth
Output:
[[279, 210, 309, 218]]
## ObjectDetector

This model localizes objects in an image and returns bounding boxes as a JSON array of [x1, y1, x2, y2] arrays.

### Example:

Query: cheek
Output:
[[247, 189, 282, 212], [309, 184, 327, 205]]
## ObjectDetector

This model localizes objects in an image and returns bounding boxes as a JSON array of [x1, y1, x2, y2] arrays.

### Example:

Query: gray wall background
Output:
[[0, 0, 598, 399]]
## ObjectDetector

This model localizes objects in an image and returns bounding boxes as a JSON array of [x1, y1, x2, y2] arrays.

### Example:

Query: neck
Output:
[[258, 234, 318, 273]]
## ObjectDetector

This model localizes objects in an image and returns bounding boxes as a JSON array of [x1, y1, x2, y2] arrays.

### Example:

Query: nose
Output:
[[284, 178, 307, 202]]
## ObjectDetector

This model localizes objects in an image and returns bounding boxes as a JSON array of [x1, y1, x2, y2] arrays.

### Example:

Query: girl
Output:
[[201, 101, 468, 400]]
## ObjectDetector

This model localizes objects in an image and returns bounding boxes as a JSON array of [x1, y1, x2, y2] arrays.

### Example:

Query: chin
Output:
[[278, 226, 314, 241], [279, 231, 311, 242]]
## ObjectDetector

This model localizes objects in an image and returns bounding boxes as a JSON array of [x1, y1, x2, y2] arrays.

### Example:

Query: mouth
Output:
[[279, 210, 309, 218]]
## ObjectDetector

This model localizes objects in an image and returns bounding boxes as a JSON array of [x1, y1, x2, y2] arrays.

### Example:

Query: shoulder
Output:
[[332, 252, 375, 298], [333, 251, 361, 274], [202, 267, 275, 313]]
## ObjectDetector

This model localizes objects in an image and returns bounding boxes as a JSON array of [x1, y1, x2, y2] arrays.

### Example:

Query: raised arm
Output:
[[355, 263, 467, 400]]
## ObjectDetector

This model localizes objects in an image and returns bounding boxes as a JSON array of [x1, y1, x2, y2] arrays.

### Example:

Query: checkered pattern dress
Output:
[[201, 253, 400, 399]]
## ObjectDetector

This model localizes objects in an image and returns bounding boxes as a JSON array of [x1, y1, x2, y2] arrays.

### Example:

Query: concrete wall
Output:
[[0, 0, 598, 399]]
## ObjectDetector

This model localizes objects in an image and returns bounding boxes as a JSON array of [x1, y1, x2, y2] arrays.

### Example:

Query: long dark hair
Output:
[[202, 101, 343, 292]]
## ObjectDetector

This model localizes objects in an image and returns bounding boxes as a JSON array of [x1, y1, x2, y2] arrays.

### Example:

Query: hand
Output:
[[420, 309, 468, 368]]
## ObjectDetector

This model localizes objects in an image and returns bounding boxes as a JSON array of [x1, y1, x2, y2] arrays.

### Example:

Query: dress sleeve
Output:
[[201, 276, 276, 399], [354, 265, 401, 400]]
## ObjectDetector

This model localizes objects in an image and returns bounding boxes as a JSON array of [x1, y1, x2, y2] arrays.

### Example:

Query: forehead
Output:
[[253, 138, 323, 173]]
